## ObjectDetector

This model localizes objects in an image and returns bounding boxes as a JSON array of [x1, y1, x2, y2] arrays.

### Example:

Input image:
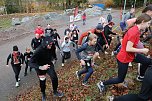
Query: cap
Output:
[[13, 45, 18, 51], [42, 36, 54, 47], [96, 24, 103, 31]]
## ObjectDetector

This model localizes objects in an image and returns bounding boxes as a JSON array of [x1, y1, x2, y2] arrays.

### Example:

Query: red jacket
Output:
[[34, 28, 44, 35]]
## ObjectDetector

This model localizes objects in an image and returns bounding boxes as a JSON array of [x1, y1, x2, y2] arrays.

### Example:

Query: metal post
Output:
[[122, 0, 127, 19]]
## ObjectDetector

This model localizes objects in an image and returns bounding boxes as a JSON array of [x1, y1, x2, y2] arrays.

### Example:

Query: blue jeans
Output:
[[103, 54, 152, 85], [78, 65, 94, 83]]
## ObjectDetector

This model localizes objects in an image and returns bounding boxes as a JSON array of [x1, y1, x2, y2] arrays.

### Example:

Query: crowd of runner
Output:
[[6, 4, 152, 101]]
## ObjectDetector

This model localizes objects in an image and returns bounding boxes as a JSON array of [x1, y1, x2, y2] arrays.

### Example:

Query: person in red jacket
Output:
[[82, 13, 86, 25], [34, 25, 44, 37]]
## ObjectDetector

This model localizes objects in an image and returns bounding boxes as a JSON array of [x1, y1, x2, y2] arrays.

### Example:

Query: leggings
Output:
[[11, 63, 21, 82], [103, 54, 152, 85], [36, 65, 58, 93]]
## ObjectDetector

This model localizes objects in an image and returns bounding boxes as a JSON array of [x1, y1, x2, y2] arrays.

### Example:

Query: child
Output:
[[6, 45, 24, 87], [51, 29, 61, 50], [24, 48, 33, 76], [61, 36, 76, 67], [75, 33, 99, 86]]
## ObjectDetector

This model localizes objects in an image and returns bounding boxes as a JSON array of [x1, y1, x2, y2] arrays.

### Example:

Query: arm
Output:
[[78, 32, 88, 45], [31, 39, 35, 50], [29, 50, 40, 69], [126, 41, 149, 54], [20, 53, 24, 64], [6, 54, 11, 65], [75, 43, 87, 60], [57, 33, 61, 40]]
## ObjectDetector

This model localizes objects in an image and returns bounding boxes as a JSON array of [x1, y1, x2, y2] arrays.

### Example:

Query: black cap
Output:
[[96, 24, 103, 31], [13, 45, 18, 51], [42, 36, 54, 47]]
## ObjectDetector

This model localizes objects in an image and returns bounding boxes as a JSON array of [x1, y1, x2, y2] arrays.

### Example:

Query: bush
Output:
[[104, 0, 114, 8]]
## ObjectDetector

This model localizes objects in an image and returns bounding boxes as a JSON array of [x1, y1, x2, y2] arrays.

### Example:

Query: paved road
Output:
[[0, 10, 121, 101]]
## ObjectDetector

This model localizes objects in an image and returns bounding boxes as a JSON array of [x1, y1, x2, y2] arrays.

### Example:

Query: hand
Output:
[[39, 64, 50, 70], [105, 44, 109, 49], [80, 59, 85, 66], [141, 48, 149, 55]]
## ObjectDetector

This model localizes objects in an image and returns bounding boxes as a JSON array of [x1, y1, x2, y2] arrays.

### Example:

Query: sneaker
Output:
[[82, 81, 90, 87], [42, 92, 46, 101], [97, 81, 105, 93], [136, 76, 144, 82], [76, 71, 80, 80], [53, 91, 64, 97], [104, 51, 109, 55], [128, 62, 132, 67], [15, 82, 19, 87], [62, 63, 64, 67]]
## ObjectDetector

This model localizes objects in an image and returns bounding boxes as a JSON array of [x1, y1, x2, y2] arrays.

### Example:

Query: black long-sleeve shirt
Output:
[[29, 44, 56, 69], [24, 51, 33, 62], [104, 25, 116, 39], [6, 52, 24, 65], [51, 33, 60, 41], [31, 37, 42, 50]]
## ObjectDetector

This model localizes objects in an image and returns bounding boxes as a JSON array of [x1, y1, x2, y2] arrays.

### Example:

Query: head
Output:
[[64, 36, 69, 43], [26, 48, 31, 53], [88, 33, 97, 46], [108, 22, 115, 28], [95, 24, 103, 33], [53, 29, 57, 33], [13, 45, 18, 53], [135, 14, 151, 30], [130, 8, 135, 14], [42, 36, 54, 49], [142, 5, 152, 17], [35, 34, 40, 39], [47, 24, 51, 28], [37, 25, 41, 29]]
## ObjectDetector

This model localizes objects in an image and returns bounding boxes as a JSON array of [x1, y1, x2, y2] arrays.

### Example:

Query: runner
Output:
[[60, 36, 76, 67], [45, 24, 53, 37], [120, 8, 135, 31], [75, 33, 99, 86], [97, 14, 152, 94], [31, 34, 43, 51], [29, 36, 64, 101], [82, 12, 86, 25], [34, 25, 44, 37], [51, 29, 61, 50], [6, 45, 24, 87], [24, 47, 33, 76]]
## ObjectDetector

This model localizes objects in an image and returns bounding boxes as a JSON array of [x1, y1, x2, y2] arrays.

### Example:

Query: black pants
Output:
[[25, 60, 32, 74], [36, 65, 58, 93], [11, 63, 21, 82], [113, 94, 145, 101], [114, 67, 152, 101], [62, 51, 71, 63], [54, 40, 60, 50], [103, 54, 152, 85]]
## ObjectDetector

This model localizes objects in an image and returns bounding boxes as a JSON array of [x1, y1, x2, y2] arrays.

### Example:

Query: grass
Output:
[[0, 17, 11, 29]]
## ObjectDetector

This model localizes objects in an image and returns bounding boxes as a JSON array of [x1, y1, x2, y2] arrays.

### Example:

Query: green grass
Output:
[[0, 17, 11, 29]]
